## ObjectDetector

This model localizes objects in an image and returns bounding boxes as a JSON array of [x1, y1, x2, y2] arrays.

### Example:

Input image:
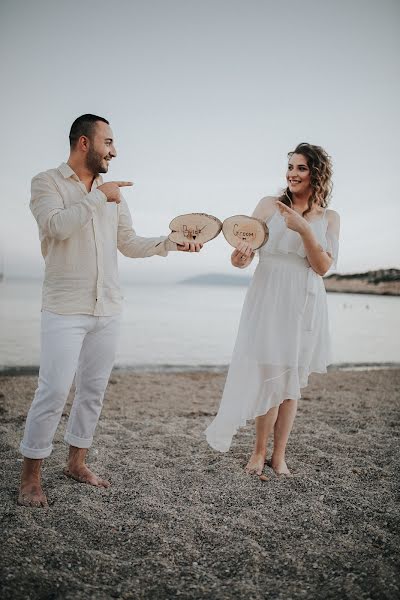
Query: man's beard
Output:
[[86, 146, 108, 175]]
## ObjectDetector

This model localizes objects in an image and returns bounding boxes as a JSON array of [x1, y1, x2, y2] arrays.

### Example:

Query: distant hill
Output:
[[180, 269, 400, 295]]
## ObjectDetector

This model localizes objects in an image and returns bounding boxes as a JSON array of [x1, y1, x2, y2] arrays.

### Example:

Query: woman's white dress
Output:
[[205, 207, 339, 452]]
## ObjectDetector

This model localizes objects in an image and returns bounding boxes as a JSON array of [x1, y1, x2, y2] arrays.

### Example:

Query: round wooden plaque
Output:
[[168, 213, 223, 245], [222, 215, 269, 250]]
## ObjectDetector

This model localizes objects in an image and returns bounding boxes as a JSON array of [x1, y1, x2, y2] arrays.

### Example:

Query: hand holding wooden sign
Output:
[[222, 215, 269, 269]]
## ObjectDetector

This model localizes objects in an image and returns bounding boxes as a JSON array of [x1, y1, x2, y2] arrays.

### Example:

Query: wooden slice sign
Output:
[[168, 213, 223, 245], [222, 215, 269, 250]]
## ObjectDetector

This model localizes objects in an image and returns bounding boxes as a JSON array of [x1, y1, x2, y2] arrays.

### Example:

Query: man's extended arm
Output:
[[117, 197, 177, 258]]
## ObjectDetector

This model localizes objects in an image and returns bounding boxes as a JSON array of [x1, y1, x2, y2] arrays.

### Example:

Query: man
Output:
[[19, 114, 202, 507]]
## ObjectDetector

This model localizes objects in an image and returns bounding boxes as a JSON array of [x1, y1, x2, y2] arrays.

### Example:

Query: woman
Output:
[[205, 143, 340, 476]]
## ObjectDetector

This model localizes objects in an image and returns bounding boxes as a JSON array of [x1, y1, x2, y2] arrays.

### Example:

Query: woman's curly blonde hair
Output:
[[279, 142, 333, 217]]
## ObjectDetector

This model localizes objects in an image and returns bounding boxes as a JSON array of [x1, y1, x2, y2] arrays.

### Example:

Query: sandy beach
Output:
[[0, 367, 399, 599]]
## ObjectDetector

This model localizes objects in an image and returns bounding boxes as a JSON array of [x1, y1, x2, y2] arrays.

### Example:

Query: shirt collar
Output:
[[57, 162, 103, 186], [58, 162, 77, 180]]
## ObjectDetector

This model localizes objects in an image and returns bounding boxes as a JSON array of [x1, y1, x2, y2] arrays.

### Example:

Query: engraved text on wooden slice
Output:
[[222, 215, 269, 250], [168, 213, 223, 245]]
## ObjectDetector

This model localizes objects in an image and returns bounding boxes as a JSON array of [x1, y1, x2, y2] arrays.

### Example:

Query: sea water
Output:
[[0, 278, 399, 370]]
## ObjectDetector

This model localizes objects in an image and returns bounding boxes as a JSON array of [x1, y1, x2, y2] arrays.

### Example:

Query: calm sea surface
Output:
[[0, 279, 399, 370]]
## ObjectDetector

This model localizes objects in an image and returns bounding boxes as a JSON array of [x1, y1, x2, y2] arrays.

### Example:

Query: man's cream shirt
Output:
[[30, 162, 176, 316]]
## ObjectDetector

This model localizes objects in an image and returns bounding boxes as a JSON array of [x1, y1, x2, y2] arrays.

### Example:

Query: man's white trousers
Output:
[[20, 310, 120, 459]]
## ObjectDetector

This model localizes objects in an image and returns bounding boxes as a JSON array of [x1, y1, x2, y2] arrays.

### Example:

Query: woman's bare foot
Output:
[[245, 451, 266, 475], [269, 456, 292, 476], [63, 464, 110, 488]]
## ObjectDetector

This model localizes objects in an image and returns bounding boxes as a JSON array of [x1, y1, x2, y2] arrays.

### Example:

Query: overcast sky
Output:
[[0, 0, 399, 283]]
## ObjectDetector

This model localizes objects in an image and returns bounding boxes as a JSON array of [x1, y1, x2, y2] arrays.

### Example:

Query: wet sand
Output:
[[0, 368, 399, 599]]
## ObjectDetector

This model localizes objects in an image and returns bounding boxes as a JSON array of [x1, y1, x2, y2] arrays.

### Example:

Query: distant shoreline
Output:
[[324, 284, 400, 296], [1, 362, 399, 377], [181, 268, 400, 296], [2, 270, 400, 296], [324, 274, 400, 296]]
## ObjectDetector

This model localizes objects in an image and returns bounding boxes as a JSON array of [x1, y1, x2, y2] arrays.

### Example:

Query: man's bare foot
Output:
[[18, 458, 48, 507], [63, 464, 110, 488], [269, 457, 292, 476], [18, 481, 48, 507], [245, 451, 266, 475]]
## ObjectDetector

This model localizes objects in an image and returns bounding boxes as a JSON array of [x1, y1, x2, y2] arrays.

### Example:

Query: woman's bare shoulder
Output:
[[252, 196, 278, 220]]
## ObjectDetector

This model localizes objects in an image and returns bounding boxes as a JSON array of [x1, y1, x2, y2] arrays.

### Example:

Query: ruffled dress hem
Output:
[[205, 365, 328, 453]]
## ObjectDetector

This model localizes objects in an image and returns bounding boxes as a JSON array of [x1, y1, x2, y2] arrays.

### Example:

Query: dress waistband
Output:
[[258, 252, 309, 268]]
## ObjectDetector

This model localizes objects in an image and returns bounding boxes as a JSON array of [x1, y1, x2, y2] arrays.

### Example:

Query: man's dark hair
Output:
[[69, 114, 109, 148]]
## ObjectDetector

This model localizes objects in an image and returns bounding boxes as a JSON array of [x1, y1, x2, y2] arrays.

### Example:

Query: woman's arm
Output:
[[276, 201, 340, 276], [324, 209, 340, 269], [300, 230, 333, 276], [301, 210, 340, 275], [231, 196, 276, 268]]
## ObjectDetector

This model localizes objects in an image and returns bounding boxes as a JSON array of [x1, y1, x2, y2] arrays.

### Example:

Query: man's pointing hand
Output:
[[98, 181, 133, 204]]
